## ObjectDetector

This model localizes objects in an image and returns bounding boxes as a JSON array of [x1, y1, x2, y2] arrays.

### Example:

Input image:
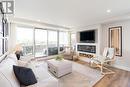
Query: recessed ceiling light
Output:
[[107, 9, 111, 13]]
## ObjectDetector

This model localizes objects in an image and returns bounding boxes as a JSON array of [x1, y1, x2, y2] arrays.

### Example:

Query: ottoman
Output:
[[47, 59, 72, 78]]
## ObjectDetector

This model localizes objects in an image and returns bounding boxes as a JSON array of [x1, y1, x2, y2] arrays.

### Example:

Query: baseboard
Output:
[[113, 64, 130, 71]]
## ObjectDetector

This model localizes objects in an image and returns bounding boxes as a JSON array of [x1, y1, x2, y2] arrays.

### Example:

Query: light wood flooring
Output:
[[77, 60, 130, 87]]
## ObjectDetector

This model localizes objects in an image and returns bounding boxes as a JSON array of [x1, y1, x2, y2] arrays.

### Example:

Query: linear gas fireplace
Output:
[[77, 45, 96, 53]]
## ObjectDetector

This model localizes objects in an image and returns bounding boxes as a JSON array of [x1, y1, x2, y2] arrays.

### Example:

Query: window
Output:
[[48, 30, 58, 55], [16, 26, 34, 56], [3, 20, 8, 53], [0, 39, 3, 55], [59, 31, 69, 51], [0, 16, 8, 56], [71, 33, 76, 47], [15, 25, 69, 57], [4, 38, 8, 53], [35, 29, 47, 57], [0, 22, 3, 56], [0, 18, 4, 56]]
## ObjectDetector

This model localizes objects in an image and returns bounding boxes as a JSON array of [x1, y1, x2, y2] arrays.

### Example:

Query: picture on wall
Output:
[[109, 26, 122, 57]]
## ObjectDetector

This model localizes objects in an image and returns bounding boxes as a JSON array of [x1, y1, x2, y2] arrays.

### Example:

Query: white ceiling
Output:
[[15, 0, 130, 28]]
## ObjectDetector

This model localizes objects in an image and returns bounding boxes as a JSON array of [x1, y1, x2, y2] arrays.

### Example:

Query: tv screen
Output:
[[80, 30, 95, 43]]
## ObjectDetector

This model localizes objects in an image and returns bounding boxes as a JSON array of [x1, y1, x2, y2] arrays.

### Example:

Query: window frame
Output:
[[0, 12, 8, 57]]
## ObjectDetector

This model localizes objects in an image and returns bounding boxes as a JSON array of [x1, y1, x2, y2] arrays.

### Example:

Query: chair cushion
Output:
[[102, 47, 108, 57], [107, 48, 115, 59], [13, 65, 37, 86]]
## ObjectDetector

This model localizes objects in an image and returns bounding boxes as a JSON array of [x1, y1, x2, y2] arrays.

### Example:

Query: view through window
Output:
[[35, 29, 47, 57], [16, 27, 34, 56], [48, 30, 58, 55], [16, 26, 69, 57]]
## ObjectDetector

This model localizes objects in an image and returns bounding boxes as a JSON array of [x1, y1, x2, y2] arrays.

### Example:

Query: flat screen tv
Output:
[[80, 30, 95, 43]]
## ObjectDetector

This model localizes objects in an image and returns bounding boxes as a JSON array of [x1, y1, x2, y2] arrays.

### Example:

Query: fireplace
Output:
[[77, 45, 96, 53]]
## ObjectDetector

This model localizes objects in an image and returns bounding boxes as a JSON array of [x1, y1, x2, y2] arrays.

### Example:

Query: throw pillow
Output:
[[13, 65, 37, 86]]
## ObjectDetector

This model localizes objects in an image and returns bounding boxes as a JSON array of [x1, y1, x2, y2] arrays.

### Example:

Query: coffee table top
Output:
[[47, 59, 72, 68]]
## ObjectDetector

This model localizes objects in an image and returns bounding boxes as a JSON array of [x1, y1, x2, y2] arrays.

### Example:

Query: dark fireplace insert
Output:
[[77, 45, 96, 53]]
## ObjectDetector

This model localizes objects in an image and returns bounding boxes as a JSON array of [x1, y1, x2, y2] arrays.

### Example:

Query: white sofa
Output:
[[0, 54, 58, 87]]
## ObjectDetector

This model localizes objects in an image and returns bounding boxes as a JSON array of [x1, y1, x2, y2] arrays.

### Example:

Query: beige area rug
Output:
[[59, 62, 104, 87], [36, 60, 104, 87]]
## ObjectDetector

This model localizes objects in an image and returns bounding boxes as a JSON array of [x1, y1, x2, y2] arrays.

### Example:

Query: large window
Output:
[[48, 30, 58, 55], [0, 15, 8, 56], [0, 3, 9, 59], [16, 26, 69, 57], [16, 26, 34, 56], [35, 29, 47, 57]]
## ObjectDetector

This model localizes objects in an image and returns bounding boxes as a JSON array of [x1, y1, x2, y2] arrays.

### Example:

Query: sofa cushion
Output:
[[0, 72, 12, 87], [13, 65, 37, 86], [0, 58, 20, 87], [26, 77, 58, 87], [26, 61, 59, 87]]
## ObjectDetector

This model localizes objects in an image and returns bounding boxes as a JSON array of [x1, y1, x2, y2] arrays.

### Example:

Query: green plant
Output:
[[55, 55, 64, 61]]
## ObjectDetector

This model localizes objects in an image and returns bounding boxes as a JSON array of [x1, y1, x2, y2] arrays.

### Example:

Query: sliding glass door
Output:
[[16, 26, 34, 56], [48, 30, 58, 55], [35, 29, 47, 57], [16, 26, 69, 57]]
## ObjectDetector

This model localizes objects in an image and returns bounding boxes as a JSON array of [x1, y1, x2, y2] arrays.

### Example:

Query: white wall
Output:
[[102, 20, 130, 71]]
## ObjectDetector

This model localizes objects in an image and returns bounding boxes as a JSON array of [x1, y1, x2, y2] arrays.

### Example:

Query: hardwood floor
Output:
[[76, 60, 130, 87], [94, 67, 130, 87]]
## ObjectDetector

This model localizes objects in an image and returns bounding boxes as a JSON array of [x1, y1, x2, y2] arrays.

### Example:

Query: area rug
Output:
[[58, 62, 104, 87]]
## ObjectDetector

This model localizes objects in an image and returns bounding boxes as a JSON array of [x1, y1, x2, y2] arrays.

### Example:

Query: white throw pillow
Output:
[[17, 60, 28, 67], [0, 58, 17, 67], [8, 54, 17, 61]]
